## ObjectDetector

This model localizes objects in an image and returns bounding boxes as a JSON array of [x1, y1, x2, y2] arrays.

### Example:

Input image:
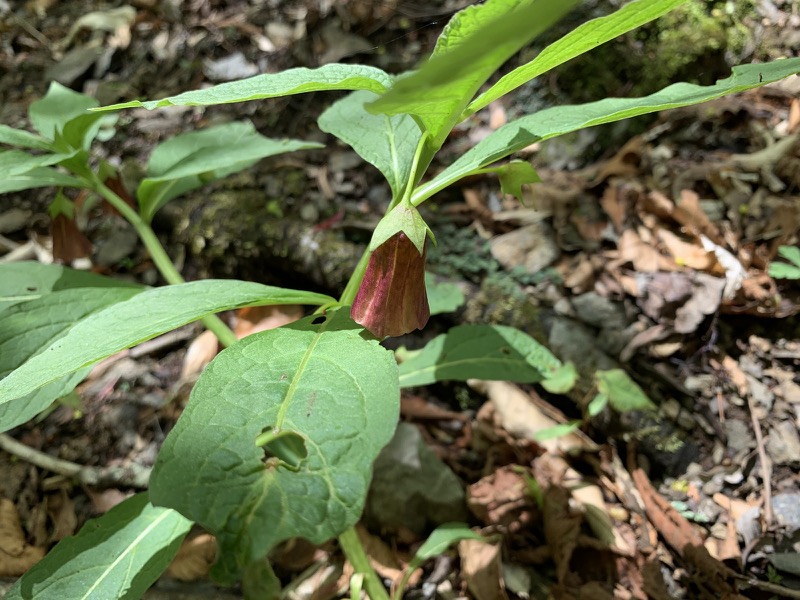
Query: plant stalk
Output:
[[89, 175, 238, 348], [338, 526, 390, 600]]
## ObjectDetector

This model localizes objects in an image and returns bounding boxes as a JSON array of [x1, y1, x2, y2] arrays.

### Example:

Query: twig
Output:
[[0, 434, 151, 489], [747, 395, 773, 527]]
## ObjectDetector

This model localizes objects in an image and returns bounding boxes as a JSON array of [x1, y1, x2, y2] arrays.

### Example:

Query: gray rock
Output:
[[365, 423, 467, 535]]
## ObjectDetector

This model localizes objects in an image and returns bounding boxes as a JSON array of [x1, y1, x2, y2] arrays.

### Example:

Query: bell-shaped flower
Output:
[[351, 232, 430, 338]]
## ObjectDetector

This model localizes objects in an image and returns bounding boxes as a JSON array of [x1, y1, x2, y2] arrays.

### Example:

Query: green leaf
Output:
[[6, 493, 191, 600], [532, 420, 580, 441], [465, 0, 688, 116], [368, 0, 578, 157], [149, 310, 400, 583], [595, 369, 655, 412], [0, 286, 143, 432], [0, 262, 138, 314], [412, 59, 800, 204], [369, 203, 432, 255], [425, 273, 465, 316], [398, 324, 563, 387], [318, 90, 422, 200], [769, 263, 800, 279], [0, 150, 72, 178], [0, 371, 90, 434], [0, 125, 55, 151], [412, 523, 483, 566], [138, 121, 321, 221], [587, 393, 609, 417], [55, 111, 114, 152], [0, 280, 336, 406], [28, 82, 98, 141], [0, 167, 84, 194], [770, 244, 800, 278], [778, 245, 800, 267], [96, 64, 393, 111], [494, 160, 541, 202], [540, 362, 577, 394]]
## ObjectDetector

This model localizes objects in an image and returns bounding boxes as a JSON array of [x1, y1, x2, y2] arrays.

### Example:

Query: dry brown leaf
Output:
[[180, 329, 219, 380], [469, 380, 592, 454], [720, 356, 748, 396], [656, 229, 715, 270], [0, 498, 45, 577], [600, 186, 627, 232], [592, 137, 644, 183], [616, 230, 673, 272], [356, 524, 419, 587], [167, 533, 217, 581], [673, 189, 720, 240], [789, 98, 800, 134], [543, 486, 581, 584], [467, 467, 536, 531], [233, 304, 304, 338], [46, 490, 77, 543], [459, 538, 508, 600], [86, 488, 128, 514]]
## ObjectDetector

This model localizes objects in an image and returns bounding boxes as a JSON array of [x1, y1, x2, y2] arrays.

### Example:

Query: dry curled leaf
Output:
[[167, 533, 217, 581], [0, 498, 45, 577]]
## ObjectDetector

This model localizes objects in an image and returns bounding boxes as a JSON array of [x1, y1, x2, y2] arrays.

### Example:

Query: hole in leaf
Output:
[[255, 427, 308, 472], [26, 286, 37, 292], [500, 347, 512, 355], [311, 316, 326, 325]]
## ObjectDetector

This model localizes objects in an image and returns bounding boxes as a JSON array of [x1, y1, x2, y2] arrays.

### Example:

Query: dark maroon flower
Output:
[[51, 213, 93, 263], [351, 232, 430, 338]]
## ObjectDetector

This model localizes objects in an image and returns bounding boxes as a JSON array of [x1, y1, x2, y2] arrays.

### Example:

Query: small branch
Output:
[[89, 174, 238, 348], [747, 395, 773, 527], [0, 434, 151, 489]]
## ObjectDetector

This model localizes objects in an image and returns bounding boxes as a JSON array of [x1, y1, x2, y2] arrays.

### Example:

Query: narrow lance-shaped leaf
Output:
[[6, 494, 191, 600], [412, 59, 800, 204], [368, 0, 578, 160], [0, 150, 73, 178], [0, 125, 55, 151], [95, 64, 393, 111], [318, 90, 422, 200], [464, 0, 689, 117], [0, 280, 336, 405], [138, 121, 322, 221], [150, 310, 400, 583], [0, 167, 84, 194]]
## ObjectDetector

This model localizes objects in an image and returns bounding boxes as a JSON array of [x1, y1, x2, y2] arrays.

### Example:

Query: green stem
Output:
[[338, 247, 371, 306], [88, 174, 238, 348], [338, 526, 390, 600]]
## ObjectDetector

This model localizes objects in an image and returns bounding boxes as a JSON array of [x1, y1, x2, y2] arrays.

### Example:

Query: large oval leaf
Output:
[[149, 310, 400, 583], [318, 90, 422, 200], [398, 324, 573, 389], [7, 494, 190, 600], [138, 122, 322, 221], [0, 281, 335, 406]]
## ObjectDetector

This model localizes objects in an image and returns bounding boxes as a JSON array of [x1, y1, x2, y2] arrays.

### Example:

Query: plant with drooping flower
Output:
[[1, 0, 799, 597]]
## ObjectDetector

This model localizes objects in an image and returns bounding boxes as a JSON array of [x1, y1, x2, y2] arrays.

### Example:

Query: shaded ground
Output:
[[1, 0, 800, 599]]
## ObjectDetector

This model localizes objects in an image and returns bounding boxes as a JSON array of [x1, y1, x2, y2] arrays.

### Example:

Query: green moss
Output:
[[550, 0, 756, 102]]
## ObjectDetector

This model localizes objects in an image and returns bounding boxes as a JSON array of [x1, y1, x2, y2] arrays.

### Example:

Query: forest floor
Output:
[[1, 0, 800, 599]]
